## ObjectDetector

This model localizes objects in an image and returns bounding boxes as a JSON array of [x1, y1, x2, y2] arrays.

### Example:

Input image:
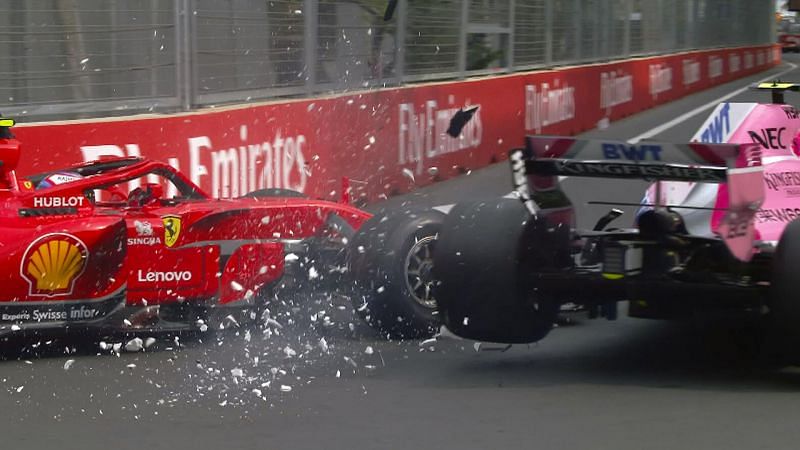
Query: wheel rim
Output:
[[404, 235, 437, 309]]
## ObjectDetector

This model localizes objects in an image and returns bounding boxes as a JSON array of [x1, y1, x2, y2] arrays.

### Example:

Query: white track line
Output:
[[626, 62, 798, 144]]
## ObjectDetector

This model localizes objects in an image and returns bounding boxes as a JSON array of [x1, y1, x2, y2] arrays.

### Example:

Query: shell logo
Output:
[[20, 233, 89, 297]]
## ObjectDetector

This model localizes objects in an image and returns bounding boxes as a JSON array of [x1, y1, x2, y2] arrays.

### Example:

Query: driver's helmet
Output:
[[36, 171, 83, 190]]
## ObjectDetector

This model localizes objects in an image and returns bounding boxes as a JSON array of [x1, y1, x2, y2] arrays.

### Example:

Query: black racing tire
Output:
[[241, 188, 307, 199], [348, 208, 445, 339], [434, 198, 560, 344], [763, 218, 800, 364]]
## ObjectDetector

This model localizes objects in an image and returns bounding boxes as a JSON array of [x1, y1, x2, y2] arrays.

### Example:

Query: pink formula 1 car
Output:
[[0, 119, 444, 338], [433, 83, 800, 359]]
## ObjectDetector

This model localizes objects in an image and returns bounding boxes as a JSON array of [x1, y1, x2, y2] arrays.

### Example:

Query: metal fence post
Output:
[[574, 0, 582, 61], [395, 0, 407, 84], [457, 0, 469, 77], [508, 0, 515, 70], [304, 0, 318, 93], [174, 0, 194, 111], [544, 0, 553, 65], [623, 0, 631, 57]]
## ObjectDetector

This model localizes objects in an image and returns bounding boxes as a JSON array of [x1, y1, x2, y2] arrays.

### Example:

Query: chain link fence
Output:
[[0, 0, 775, 120]]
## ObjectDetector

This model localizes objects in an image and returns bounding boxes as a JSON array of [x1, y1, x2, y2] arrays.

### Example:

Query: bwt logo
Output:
[[699, 103, 731, 143], [601, 143, 663, 161], [524, 81, 575, 133], [648, 64, 672, 98], [398, 99, 483, 175], [81, 125, 308, 198]]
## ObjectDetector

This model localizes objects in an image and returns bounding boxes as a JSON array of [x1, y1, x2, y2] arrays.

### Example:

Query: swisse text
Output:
[[137, 270, 193, 282], [33, 196, 85, 208]]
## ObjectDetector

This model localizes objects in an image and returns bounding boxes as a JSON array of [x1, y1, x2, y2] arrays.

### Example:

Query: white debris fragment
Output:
[[462, 317, 470, 326], [99, 341, 109, 350], [344, 356, 358, 368], [260, 216, 271, 225], [10, 325, 20, 331], [265, 318, 283, 329], [63, 359, 75, 371], [144, 337, 156, 348], [402, 168, 415, 183], [364, 346, 374, 355], [283, 346, 297, 357], [252, 388, 263, 397], [368, 136, 376, 144], [124, 338, 144, 352], [336, 370, 341, 378], [285, 253, 299, 262], [16, 386, 23, 393], [280, 385, 292, 392], [231, 368, 244, 378], [419, 338, 437, 347], [230, 281, 244, 292], [126, 363, 137, 369], [376, 286, 385, 294], [199, 324, 209, 332], [112, 343, 123, 353], [473, 342, 482, 352], [357, 245, 365, 254], [318, 337, 329, 353], [308, 266, 319, 280]]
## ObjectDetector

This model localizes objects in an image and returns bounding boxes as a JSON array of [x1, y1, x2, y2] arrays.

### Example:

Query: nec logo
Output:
[[601, 143, 662, 161], [748, 127, 786, 150]]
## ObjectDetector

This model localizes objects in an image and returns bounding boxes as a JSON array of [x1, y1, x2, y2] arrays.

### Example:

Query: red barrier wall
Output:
[[13, 44, 782, 203]]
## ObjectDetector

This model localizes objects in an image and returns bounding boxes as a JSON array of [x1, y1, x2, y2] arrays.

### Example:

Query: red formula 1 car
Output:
[[0, 119, 442, 338]]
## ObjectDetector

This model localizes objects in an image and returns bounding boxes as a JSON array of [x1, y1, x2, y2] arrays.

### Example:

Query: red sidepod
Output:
[[0, 216, 127, 303]]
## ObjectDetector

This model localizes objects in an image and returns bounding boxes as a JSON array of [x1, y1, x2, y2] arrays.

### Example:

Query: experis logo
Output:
[[81, 125, 308, 198]]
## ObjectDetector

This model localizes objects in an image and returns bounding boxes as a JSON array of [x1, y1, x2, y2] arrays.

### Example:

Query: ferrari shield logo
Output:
[[162, 215, 182, 248]]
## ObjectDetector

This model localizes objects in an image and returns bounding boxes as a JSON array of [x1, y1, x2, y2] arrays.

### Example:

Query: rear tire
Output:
[[348, 209, 445, 339], [434, 199, 561, 344], [763, 218, 800, 364]]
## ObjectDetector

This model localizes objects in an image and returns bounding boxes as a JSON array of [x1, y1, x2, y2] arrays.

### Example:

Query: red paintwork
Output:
[[0, 137, 370, 330]]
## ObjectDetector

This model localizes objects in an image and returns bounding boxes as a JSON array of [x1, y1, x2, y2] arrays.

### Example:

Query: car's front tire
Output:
[[348, 209, 445, 339]]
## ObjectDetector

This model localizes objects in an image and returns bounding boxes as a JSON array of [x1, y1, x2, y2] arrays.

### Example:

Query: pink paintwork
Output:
[[646, 102, 800, 260]]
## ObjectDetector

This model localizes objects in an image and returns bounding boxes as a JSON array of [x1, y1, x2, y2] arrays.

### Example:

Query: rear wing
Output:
[[520, 136, 760, 183], [512, 135, 764, 262]]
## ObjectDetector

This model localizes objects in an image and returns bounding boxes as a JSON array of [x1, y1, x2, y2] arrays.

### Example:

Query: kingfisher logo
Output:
[[20, 233, 88, 297]]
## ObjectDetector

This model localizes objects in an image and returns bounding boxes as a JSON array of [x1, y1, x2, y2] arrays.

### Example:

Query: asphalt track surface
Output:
[[4, 56, 800, 450]]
